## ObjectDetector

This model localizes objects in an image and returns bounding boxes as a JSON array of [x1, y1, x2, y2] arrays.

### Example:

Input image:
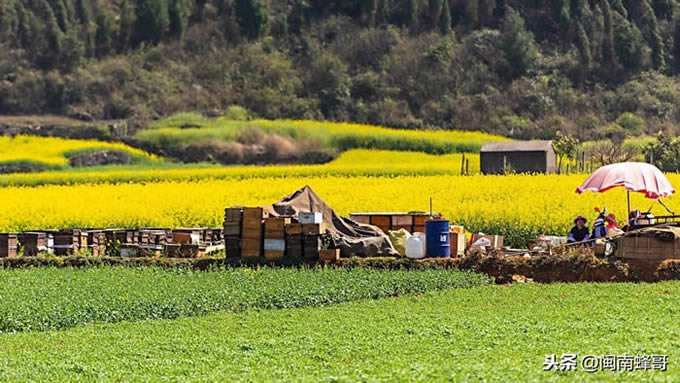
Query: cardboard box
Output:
[[450, 232, 466, 256]]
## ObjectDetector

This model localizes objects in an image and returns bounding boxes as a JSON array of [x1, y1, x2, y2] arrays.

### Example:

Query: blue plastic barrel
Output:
[[425, 219, 450, 258]]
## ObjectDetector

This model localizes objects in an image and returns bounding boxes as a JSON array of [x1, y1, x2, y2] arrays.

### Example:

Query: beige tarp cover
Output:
[[261, 186, 398, 257]]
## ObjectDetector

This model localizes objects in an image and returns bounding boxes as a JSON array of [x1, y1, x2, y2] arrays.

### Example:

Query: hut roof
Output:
[[481, 140, 554, 153]]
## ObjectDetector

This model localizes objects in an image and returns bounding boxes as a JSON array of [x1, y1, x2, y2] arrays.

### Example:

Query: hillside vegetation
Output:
[[131, 113, 505, 163], [2, 0, 680, 141]]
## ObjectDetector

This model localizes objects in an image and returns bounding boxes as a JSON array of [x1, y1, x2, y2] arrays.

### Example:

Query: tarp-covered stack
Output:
[[261, 186, 397, 257]]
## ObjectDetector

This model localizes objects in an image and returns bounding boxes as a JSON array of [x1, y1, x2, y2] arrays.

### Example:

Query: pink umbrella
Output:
[[576, 162, 675, 216]]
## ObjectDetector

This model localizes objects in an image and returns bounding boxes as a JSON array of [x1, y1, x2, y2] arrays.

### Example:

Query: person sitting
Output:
[[605, 214, 619, 230], [623, 209, 641, 231], [568, 215, 590, 244], [592, 213, 608, 240]]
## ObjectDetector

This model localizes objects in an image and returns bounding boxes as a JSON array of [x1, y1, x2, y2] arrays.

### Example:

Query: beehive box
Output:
[[299, 212, 322, 224], [225, 238, 241, 258], [164, 244, 182, 257], [20, 232, 53, 256], [304, 235, 321, 259], [285, 223, 303, 235], [302, 223, 321, 236], [285, 235, 303, 258], [50, 230, 82, 256], [120, 244, 139, 257], [264, 218, 291, 239], [0, 233, 18, 258], [320, 248, 340, 262], [86, 231, 107, 257], [617, 234, 680, 260]]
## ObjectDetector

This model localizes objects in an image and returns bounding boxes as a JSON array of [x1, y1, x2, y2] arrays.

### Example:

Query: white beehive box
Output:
[[299, 212, 323, 224]]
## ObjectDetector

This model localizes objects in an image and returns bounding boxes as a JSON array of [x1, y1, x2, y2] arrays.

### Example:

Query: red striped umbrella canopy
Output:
[[576, 162, 675, 200]]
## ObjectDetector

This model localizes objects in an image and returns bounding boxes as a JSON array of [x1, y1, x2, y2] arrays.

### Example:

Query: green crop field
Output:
[[1, 280, 678, 382], [0, 267, 490, 333]]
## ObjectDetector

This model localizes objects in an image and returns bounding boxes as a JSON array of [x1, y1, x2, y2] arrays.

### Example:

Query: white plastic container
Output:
[[405, 233, 426, 259]]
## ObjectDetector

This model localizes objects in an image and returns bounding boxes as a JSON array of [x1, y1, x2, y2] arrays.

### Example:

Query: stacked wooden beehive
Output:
[[0, 233, 18, 258], [242, 207, 267, 257], [49, 229, 87, 256], [223, 207, 243, 258], [86, 231, 107, 257], [264, 217, 290, 260], [20, 232, 53, 256], [285, 223, 303, 258], [300, 213, 323, 259]]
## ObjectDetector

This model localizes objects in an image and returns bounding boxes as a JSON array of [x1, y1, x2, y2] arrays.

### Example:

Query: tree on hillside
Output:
[[118, 0, 135, 51], [674, 17, 680, 74], [168, 0, 191, 38], [499, 7, 537, 81], [134, 0, 170, 45], [235, 0, 269, 39], [439, 0, 451, 35]]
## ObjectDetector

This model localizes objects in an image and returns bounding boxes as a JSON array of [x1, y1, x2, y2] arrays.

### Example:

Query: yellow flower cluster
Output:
[[0, 172, 671, 246], [0, 135, 158, 168]]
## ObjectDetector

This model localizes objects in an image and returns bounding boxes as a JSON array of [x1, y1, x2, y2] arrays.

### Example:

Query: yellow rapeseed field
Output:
[[0, 150, 479, 187], [0, 135, 158, 168], [0, 173, 671, 246]]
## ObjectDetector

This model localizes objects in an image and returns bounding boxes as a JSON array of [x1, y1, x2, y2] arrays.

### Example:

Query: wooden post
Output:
[[503, 155, 507, 175], [465, 159, 469, 175], [461, 154, 465, 175]]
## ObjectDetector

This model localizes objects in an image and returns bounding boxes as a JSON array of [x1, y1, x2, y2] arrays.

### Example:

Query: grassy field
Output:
[[1, 281, 678, 381], [0, 267, 490, 333], [0, 173, 663, 246], [137, 113, 508, 154]]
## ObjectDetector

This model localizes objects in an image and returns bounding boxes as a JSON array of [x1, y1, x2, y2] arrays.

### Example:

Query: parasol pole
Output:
[[627, 190, 631, 220]]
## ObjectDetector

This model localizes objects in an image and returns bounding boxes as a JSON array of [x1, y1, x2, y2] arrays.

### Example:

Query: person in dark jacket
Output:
[[568, 215, 590, 244]]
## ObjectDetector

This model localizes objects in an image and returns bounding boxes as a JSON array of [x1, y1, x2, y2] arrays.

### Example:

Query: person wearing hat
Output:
[[605, 214, 619, 230], [568, 215, 591, 244]]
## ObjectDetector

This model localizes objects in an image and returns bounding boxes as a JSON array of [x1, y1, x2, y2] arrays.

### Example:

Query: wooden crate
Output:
[[349, 214, 370, 225], [243, 207, 268, 219], [20, 232, 53, 256], [225, 238, 241, 258], [242, 221, 263, 240], [302, 223, 321, 235], [304, 235, 321, 259], [0, 233, 18, 258], [285, 223, 303, 235], [414, 216, 429, 226], [241, 249, 261, 258], [370, 216, 391, 227], [264, 250, 285, 260], [392, 215, 413, 226], [225, 207, 243, 222], [617, 235, 680, 260], [264, 218, 291, 239], [286, 235, 303, 258]]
